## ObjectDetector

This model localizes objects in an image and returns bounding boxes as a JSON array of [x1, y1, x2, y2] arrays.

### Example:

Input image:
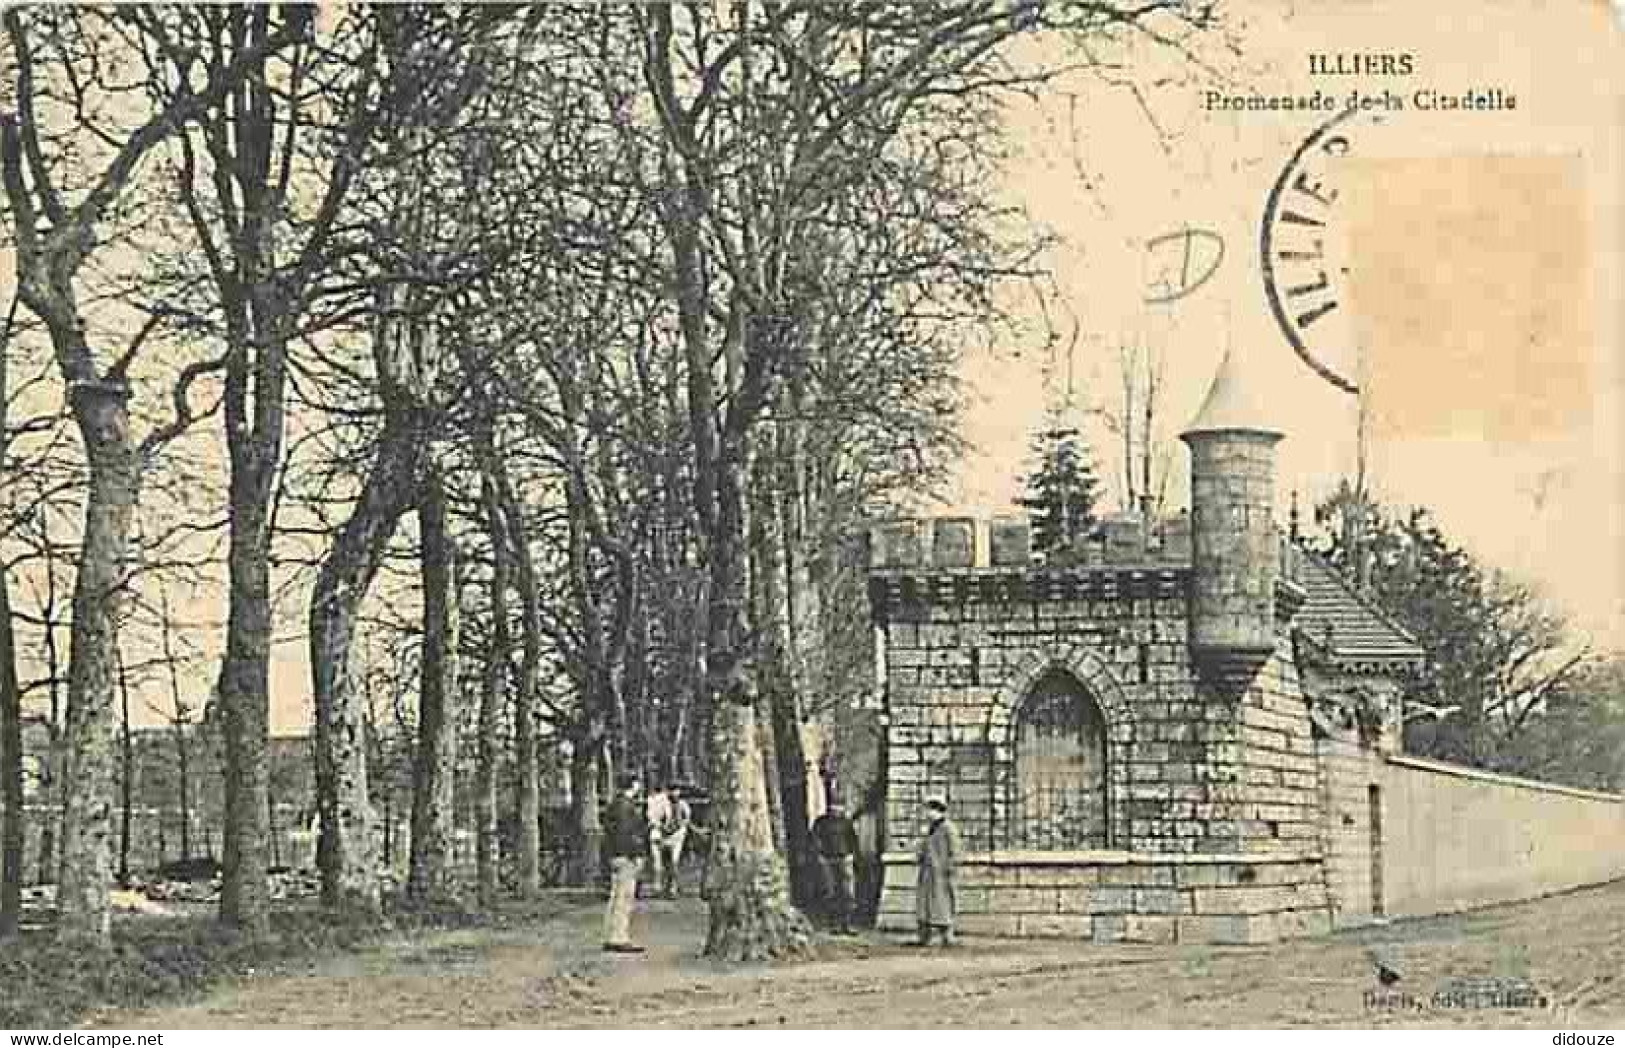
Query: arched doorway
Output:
[[1011, 668, 1110, 849]]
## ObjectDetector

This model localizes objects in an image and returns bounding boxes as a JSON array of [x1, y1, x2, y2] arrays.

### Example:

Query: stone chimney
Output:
[[1179, 347, 1284, 678]]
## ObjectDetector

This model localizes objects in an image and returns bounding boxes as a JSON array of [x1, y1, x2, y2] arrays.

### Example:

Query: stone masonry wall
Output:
[[1186, 431, 1281, 659], [870, 515, 1334, 943], [878, 852, 1333, 944], [879, 569, 1238, 856], [1315, 734, 1382, 927], [1379, 754, 1625, 919], [1233, 641, 1325, 854], [877, 573, 1324, 859]]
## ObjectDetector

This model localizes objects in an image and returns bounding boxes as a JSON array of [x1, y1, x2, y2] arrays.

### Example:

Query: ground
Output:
[[89, 881, 1625, 1029]]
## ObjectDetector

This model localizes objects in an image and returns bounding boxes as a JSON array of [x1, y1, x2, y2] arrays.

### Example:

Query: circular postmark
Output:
[[1259, 105, 1388, 395]]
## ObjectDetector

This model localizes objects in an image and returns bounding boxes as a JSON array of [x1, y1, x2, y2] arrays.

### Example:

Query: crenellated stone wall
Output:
[[870, 514, 1333, 944], [865, 348, 1625, 946]]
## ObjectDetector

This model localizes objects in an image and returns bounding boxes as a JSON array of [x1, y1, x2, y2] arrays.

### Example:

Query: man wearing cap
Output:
[[602, 774, 647, 953], [913, 796, 960, 946], [812, 799, 860, 934]]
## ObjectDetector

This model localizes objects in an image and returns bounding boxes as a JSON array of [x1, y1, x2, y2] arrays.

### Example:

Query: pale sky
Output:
[[946, 0, 1625, 652], [6, 0, 1622, 734]]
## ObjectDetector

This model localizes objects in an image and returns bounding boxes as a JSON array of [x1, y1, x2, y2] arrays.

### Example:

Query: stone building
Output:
[[867, 350, 1625, 944], [17, 725, 316, 882]]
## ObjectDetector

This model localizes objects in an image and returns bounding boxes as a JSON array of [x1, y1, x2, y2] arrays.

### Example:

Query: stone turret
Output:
[[1179, 348, 1284, 677]]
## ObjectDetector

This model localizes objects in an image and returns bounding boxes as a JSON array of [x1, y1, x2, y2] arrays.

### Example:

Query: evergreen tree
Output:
[[1016, 423, 1100, 557], [1309, 495, 1588, 769]]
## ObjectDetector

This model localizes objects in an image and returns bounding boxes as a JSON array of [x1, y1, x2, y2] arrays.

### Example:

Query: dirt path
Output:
[[98, 881, 1625, 1028]]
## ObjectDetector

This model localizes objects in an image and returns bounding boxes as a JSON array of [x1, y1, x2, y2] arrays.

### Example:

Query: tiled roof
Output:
[[1291, 550, 1426, 670]]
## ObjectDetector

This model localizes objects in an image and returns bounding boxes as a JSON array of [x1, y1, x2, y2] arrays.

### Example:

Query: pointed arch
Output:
[[987, 644, 1132, 746], [986, 644, 1134, 851]]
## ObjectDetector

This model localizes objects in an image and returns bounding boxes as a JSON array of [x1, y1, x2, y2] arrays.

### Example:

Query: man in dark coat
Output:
[[913, 797, 959, 946], [812, 801, 859, 934], [602, 775, 647, 953]]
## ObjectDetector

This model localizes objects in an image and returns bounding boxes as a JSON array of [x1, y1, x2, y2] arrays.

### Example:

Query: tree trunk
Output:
[[756, 705, 787, 853], [670, 576, 706, 787], [497, 486, 542, 898], [35, 794, 54, 887], [786, 449, 829, 878], [699, 449, 809, 960], [0, 294, 21, 937], [408, 468, 461, 903], [566, 734, 603, 889], [704, 692, 808, 960], [0, 562, 22, 937], [753, 439, 817, 909], [623, 621, 649, 785], [475, 477, 509, 908], [33, 520, 63, 888], [380, 790, 394, 870], [56, 380, 140, 947], [158, 596, 194, 866], [513, 633, 542, 898], [768, 695, 815, 906], [174, 723, 192, 864], [116, 642, 133, 887], [216, 433, 278, 930], [267, 785, 281, 871], [369, 685, 392, 874], [310, 422, 422, 913]]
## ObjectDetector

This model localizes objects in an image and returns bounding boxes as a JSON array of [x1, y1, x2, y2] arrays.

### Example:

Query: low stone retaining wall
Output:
[[879, 849, 1332, 944]]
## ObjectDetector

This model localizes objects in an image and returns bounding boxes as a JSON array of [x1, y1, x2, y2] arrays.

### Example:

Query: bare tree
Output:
[[112, 636, 134, 887], [307, 292, 432, 913], [303, 5, 517, 913], [1108, 333, 1171, 516], [0, 8, 305, 943], [473, 467, 509, 907], [1, 291, 22, 937], [155, 584, 197, 865], [486, 450, 544, 896], [624, 0, 1212, 958], [407, 466, 460, 902], [142, 3, 375, 931]]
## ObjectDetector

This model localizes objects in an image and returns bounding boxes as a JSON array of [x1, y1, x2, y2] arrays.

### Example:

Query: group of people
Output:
[[601, 775, 691, 953], [813, 795, 960, 946], [810, 794, 960, 946], [600, 773, 961, 952]]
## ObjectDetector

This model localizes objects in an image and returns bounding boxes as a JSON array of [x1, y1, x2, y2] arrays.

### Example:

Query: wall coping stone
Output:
[[882, 848, 1323, 865], [1385, 753, 1625, 805]]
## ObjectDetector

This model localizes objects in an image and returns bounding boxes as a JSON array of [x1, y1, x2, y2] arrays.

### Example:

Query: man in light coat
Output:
[[913, 796, 959, 946]]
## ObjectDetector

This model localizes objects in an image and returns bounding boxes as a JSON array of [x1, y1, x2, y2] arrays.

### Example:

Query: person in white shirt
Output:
[[656, 784, 692, 898], [644, 785, 673, 897]]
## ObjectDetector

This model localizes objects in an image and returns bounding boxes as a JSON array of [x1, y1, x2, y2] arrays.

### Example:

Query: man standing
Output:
[[913, 797, 959, 947], [656, 784, 692, 899], [812, 800, 859, 934], [603, 775, 647, 953]]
